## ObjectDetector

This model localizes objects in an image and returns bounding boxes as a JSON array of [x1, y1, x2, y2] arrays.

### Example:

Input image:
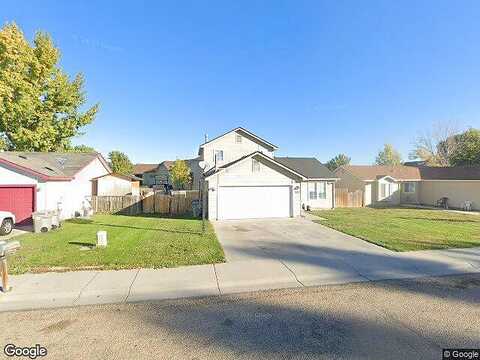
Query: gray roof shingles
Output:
[[274, 157, 337, 179], [0, 152, 106, 179]]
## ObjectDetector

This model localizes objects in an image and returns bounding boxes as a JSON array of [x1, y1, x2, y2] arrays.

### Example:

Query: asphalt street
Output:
[[1, 274, 480, 360]]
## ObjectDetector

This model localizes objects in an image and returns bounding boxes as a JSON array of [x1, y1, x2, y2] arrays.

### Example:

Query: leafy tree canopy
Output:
[[170, 160, 192, 189], [0, 22, 98, 151], [449, 128, 480, 166], [375, 144, 402, 166], [68, 144, 96, 153], [326, 153, 351, 171], [109, 151, 133, 175]]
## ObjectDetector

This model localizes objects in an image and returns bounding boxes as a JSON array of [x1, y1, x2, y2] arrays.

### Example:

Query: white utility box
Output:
[[96, 231, 107, 248]]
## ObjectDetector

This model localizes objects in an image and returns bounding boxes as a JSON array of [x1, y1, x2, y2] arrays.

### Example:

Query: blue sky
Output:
[[2, 1, 480, 164]]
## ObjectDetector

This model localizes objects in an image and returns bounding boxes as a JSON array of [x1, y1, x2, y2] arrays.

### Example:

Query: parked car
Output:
[[0, 211, 16, 236]]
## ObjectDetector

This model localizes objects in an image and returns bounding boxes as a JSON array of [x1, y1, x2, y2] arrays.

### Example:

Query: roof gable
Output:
[[205, 151, 304, 180], [199, 127, 278, 151]]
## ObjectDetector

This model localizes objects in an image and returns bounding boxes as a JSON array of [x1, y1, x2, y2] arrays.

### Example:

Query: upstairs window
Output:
[[252, 159, 260, 172], [235, 134, 242, 143], [215, 150, 224, 162]]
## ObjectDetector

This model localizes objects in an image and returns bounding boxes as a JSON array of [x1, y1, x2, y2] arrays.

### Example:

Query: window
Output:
[[155, 175, 169, 185], [309, 182, 318, 200], [214, 150, 224, 162], [308, 182, 327, 200], [403, 182, 415, 193], [318, 182, 326, 199], [380, 183, 387, 198], [252, 158, 260, 172], [235, 134, 242, 143]]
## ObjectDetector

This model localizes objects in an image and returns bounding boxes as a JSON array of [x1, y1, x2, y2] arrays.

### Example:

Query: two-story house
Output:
[[199, 127, 338, 220]]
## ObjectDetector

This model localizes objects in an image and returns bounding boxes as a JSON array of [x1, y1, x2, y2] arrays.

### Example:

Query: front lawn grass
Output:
[[9, 214, 225, 274], [312, 207, 480, 251]]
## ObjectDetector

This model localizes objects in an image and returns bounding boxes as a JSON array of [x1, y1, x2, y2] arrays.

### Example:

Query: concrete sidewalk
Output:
[[1, 246, 479, 312]]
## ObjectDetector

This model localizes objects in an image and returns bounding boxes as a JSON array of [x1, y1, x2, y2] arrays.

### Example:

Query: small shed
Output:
[[91, 174, 141, 196]]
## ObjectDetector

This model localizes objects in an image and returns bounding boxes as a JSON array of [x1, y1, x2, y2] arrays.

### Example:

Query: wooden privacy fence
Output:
[[142, 191, 200, 215], [335, 188, 363, 208], [91, 191, 200, 216]]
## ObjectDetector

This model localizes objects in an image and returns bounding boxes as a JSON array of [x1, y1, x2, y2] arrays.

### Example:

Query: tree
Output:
[[326, 154, 351, 171], [0, 23, 98, 151], [409, 122, 459, 166], [170, 159, 192, 189], [375, 144, 402, 165], [69, 144, 96, 153], [449, 128, 480, 166], [109, 151, 133, 175]]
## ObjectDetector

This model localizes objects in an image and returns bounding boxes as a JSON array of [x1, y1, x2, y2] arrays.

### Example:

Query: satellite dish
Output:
[[198, 161, 207, 170]]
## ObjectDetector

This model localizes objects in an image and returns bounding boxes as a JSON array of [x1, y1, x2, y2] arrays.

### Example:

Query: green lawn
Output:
[[312, 207, 480, 251], [9, 214, 225, 274]]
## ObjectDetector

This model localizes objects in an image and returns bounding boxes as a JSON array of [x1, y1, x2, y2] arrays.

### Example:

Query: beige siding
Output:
[[202, 131, 274, 172], [419, 181, 480, 210]]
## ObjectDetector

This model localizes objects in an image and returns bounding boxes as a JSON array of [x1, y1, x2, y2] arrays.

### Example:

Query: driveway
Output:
[[213, 217, 480, 286], [214, 217, 389, 262]]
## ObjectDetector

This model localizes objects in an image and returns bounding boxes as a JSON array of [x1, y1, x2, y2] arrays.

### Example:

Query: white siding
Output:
[[300, 181, 334, 209], [96, 176, 133, 196], [66, 158, 109, 218], [0, 164, 38, 186], [376, 178, 400, 205], [364, 183, 372, 206]]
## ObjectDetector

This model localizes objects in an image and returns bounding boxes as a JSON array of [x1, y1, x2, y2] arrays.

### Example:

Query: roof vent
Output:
[[19, 155, 28, 159], [56, 157, 67, 169], [44, 166, 55, 172]]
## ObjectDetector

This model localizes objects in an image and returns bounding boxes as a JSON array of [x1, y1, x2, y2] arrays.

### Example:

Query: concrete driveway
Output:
[[213, 217, 480, 287]]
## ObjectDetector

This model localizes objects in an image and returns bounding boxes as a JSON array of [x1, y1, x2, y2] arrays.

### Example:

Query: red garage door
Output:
[[0, 186, 35, 225]]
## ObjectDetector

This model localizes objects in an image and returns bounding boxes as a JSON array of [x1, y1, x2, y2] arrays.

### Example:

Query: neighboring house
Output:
[[91, 174, 141, 196], [142, 159, 203, 190], [133, 163, 158, 185], [335, 165, 480, 210], [200, 127, 337, 220], [0, 152, 111, 224]]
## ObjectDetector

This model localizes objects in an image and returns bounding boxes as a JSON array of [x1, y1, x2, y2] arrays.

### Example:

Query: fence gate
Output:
[[335, 188, 363, 208]]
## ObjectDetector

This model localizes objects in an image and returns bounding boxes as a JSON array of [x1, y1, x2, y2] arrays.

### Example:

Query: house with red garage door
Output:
[[0, 152, 110, 224]]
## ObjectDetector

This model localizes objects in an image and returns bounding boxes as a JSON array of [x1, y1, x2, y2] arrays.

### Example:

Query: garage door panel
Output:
[[218, 186, 291, 220], [0, 186, 35, 225]]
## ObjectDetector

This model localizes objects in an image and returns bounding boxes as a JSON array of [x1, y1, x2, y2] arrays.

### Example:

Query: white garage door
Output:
[[217, 186, 292, 220]]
